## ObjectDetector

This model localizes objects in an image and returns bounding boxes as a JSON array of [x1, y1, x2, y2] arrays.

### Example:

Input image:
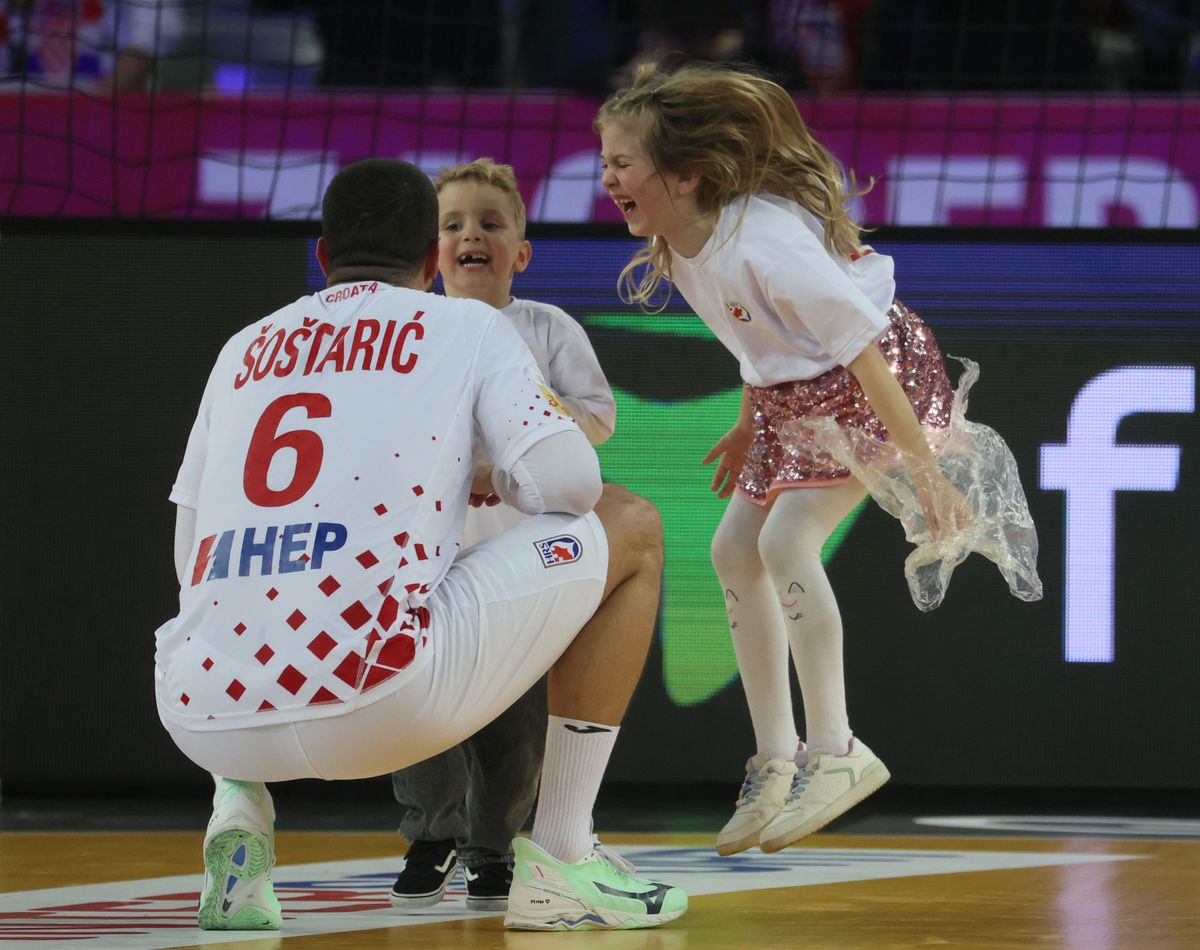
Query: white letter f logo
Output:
[[1041, 366, 1194, 662]]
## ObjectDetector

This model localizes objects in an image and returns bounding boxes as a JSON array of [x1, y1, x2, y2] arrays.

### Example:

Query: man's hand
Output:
[[469, 464, 501, 508]]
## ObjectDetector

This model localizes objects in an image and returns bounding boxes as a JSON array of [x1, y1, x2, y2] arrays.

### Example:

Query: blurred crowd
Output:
[[1, 0, 1197, 93]]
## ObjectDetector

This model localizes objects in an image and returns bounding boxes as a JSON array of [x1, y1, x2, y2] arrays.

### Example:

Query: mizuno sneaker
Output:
[[197, 779, 282, 931], [504, 837, 687, 931], [389, 839, 458, 910], [759, 737, 891, 852], [715, 753, 798, 856]]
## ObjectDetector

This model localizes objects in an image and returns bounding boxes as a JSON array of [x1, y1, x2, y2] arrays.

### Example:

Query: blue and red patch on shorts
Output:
[[534, 535, 582, 567]]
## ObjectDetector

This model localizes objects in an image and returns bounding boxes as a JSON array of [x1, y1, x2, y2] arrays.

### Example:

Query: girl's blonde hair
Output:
[[596, 64, 868, 307], [433, 157, 528, 238]]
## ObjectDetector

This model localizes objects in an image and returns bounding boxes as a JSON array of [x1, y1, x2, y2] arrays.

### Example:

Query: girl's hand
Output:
[[911, 464, 971, 540], [703, 424, 754, 499]]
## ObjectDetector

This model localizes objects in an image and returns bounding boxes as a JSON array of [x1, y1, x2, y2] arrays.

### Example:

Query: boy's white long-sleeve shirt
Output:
[[499, 297, 616, 445], [466, 297, 616, 547]]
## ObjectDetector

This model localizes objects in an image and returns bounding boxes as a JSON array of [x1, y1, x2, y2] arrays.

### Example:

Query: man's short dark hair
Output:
[[321, 159, 438, 278]]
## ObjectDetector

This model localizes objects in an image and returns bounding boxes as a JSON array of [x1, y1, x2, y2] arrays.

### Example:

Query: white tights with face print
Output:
[[711, 480, 867, 762]]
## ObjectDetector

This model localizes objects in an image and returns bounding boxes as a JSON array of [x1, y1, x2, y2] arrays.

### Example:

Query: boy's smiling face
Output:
[[437, 180, 532, 310]]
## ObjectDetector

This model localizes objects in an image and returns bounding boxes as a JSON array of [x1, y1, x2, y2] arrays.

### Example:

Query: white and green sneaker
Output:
[[197, 779, 283, 931], [504, 837, 687, 931]]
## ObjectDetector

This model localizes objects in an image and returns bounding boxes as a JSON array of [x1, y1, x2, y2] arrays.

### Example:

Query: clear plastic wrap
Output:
[[779, 358, 1043, 611]]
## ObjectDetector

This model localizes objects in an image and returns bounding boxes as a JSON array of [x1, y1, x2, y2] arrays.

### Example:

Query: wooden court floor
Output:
[[2, 829, 1198, 948]]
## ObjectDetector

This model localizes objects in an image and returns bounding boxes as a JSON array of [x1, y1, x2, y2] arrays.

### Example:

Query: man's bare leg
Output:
[[510, 484, 685, 933], [548, 483, 663, 724], [531, 484, 663, 863]]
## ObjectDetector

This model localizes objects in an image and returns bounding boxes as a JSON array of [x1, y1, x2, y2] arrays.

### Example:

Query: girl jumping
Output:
[[596, 64, 991, 855]]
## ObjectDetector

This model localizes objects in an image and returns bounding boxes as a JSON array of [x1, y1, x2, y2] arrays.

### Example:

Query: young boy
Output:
[[389, 158, 618, 912]]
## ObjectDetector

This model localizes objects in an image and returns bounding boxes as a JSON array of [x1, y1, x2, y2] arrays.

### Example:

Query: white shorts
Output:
[[162, 510, 608, 782]]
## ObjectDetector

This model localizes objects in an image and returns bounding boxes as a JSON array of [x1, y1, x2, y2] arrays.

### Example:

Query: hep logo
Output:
[[534, 535, 582, 568], [191, 521, 348, 585], [725, 300, 751, 322]]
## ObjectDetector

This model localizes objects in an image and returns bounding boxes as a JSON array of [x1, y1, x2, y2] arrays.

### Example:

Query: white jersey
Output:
[[464, 297, 615, 547], [158, 280, 578, 732], [668, 193, 896, 386]]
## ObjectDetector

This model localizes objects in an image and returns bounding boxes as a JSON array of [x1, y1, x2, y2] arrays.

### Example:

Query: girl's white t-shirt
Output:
[[668, 193, 896, 386]]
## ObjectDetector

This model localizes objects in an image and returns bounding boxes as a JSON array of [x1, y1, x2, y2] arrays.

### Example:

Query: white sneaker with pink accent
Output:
[[759, 738, 890, 852]]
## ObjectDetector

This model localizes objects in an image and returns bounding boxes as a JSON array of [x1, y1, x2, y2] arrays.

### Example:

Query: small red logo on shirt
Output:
[[725, 301, 751, 322]]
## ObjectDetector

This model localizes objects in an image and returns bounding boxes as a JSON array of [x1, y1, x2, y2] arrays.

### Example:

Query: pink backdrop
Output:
[[4, 91, 1197, 226]]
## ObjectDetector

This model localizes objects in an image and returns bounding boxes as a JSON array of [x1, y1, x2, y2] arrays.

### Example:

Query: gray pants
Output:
[[391, 676, 547, 868]]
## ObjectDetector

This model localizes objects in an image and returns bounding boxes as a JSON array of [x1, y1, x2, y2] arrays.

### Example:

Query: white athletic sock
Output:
[[209, 774, 275, 837], [531, 716, 619, 863], [712, 496, 800, 762]]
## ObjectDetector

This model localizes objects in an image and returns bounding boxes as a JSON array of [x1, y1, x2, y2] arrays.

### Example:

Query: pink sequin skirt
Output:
[[737, 300, 953, 505]]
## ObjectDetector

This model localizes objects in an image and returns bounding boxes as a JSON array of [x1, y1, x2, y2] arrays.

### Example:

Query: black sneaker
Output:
[[463, 860, 512, 912], [389, 839, 458, 910]]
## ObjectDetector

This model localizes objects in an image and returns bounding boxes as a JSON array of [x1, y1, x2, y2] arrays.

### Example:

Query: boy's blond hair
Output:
[[433, 158, 528, 238]]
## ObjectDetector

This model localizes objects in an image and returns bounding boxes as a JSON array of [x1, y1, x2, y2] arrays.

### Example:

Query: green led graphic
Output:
[[583, 312, 719, 340], [595, 386, 741, 706], [594, 384, 865, 707]]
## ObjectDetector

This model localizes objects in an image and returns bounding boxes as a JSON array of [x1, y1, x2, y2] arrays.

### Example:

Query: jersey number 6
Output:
[[243, 393, 332, 507]]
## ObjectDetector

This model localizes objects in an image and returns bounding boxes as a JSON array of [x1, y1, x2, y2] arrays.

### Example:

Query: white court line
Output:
[[0, 843, 1143, 947], [915, 815, 1200, 837]]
